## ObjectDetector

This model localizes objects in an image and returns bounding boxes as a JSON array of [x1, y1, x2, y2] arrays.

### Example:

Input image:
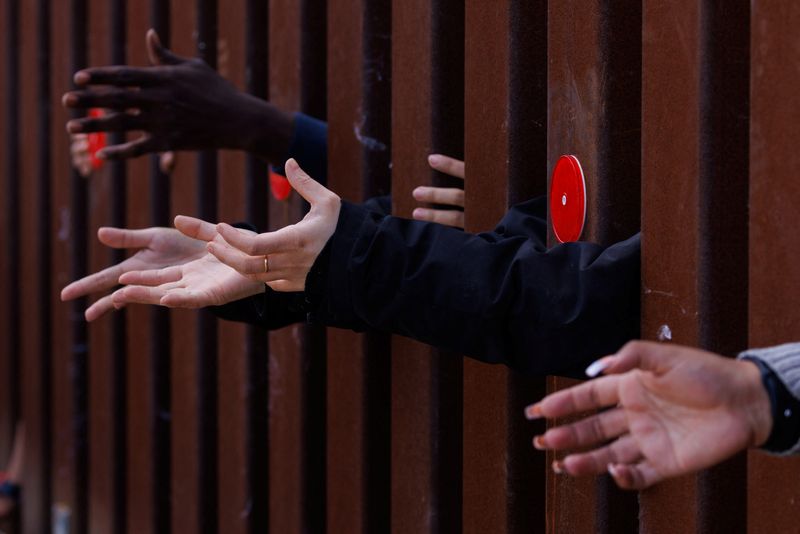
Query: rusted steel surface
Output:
[[0, 0, 20, 464], [462, 2, 547, 534], [390, 0, 463, 532], [167, 1, 203, 532], [748, 2, 800, 533], [50, 0, 87, 530], [19, 0, 53, 530], [642, 1, 749, 533], [546, 2, 641, 533], [267, 0, 327, 532], [326, 0, 391, 532], [216, 1, 251, 532]]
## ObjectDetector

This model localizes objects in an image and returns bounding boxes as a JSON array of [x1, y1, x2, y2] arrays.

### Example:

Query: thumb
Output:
[[285, 158, 335, 206], [146, 29, 185, 66]]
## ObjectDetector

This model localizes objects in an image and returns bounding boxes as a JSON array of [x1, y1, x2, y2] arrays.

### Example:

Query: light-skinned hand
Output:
[[525, 340, 772, 490], [412, 154, 465, 229], [60, 226, 208, 321], [204, 158, 341, 292]]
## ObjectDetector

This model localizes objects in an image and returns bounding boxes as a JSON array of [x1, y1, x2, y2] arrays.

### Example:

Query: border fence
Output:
[[1, 0, 799, 532]]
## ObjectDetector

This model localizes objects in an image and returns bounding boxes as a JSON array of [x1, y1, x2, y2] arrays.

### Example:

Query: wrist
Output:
[[739, 359, 773, 447], [236, 96, 294, 162]]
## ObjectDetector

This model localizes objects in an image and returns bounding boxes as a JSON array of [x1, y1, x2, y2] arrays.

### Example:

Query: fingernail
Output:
[[552, 461, 565, 475], [585, 357, 613, 378], [62, 93, 77, 106], [412, 208, 424, 218], [607, 463, 620, 478], [285, 158, 298, 172], [67, 120, 82, 133], [74, 71, 90, 85], [524, 403, 543, 420], [428, 154, 441, 166], [532, 436, 546, 450], [412, 187, 423, 199]]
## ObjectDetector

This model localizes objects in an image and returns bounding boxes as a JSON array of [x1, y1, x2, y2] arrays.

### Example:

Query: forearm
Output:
[[306, 199, 640, 377]]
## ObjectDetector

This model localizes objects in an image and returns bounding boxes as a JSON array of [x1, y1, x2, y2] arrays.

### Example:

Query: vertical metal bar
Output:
[[641, 0, 749, 532], [326, 1, 392, 532], [85, 0, 124, 531], [216, 1, 251, 531], [51, 0, 89, 530], [196, 2, 219, 533], [148, 3, 173, 533], [0, 0, 21, 463], [462, 2, 547, 533], [748, 2, 800, 533], [244, 0, 270, 531], [124, 2, 160, 531], [390, 0, 463, 531], [168, 0, 202, 531], [545, 2, 641, 532], [19, 0, 54, 530]]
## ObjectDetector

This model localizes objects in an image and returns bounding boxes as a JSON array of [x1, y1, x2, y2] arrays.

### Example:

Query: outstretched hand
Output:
[[412, 154, 465, 229], [109, 217, 265, 309], [63, 29, 292, 161], [204, 158, 341, 292], [525, 341, 772, 490], [60, 226, 208, 321]]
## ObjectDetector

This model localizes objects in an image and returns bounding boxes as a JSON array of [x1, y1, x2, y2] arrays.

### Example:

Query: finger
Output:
[[207, 240, 270, 275], [97, 226, 155, 249], [560, 435, 644, 477], [528, 375, 621, 419], [62, 88, 154, 111], [412, 186, 465, 208], [217, 222, 298, 256], [70, 136, 89, 155], [61, 264, 125, 300], [158, 151, 176, 174], [412, 207, 464, 229], [604, 340, 673, 375], [174, 215, 219, 241], [97, 136, 162, 160], [84, 294, 117, 322], [119, 266, 183, 286], [428, 154, 465, 179], [112, 284, 168, 306], [146, 29, 186, 66], [534, 408, 629, 451], [160, 289, 209, 309], [66, 112, 146, 134], [608, 461, 662, 490], [72, 66, 163, 88], [285, 158, 338, 208]]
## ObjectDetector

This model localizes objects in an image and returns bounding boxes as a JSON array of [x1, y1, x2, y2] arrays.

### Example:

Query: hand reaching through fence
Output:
[[109, 218, 265, 309], [525, 340, 777, 490], [206, 158, 340, 292], [62, 29, 293, 163], [60, 226, 209, 321], [412, 154, 465, 229]]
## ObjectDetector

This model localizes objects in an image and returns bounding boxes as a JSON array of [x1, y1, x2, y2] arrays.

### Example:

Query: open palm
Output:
[[112, 249, 264, 309], [530, 341, 771, 490], [61, 226, 209, 321]]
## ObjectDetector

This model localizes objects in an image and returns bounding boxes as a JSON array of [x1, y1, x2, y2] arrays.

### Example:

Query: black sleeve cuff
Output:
[[744, 356, 800, 453]]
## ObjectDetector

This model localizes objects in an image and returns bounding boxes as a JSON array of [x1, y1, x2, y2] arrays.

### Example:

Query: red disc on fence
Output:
[[270, 170, 292, 201], [87, 108, 107, 170], [550, 155, 586, 243]]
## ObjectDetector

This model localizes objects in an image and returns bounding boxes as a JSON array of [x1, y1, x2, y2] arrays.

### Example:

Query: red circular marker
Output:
[[550, 155, 586, 243], [270, 170, 292, 201], [87, 108, 107, 170]]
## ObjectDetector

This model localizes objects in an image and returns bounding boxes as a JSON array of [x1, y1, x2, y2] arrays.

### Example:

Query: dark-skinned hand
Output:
[[63, 29, 293, 162]]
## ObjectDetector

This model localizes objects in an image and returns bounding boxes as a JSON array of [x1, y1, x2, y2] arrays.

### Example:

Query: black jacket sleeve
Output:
[[304, 197, 640, 378]]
